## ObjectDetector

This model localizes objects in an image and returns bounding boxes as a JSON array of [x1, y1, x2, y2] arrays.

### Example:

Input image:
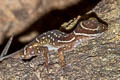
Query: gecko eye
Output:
[[81, 19, 99, 30], [80, 18, 107, 32]]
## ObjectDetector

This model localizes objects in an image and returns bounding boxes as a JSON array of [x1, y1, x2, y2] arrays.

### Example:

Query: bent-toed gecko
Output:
[[0, 16, 108, 68]]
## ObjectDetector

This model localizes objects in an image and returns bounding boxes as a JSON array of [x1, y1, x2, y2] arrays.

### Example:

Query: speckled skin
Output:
[[0, 18, 108, 67]]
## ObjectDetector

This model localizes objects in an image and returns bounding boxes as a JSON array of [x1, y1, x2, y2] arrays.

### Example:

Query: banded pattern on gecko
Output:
[[0, 17, 107, 68]]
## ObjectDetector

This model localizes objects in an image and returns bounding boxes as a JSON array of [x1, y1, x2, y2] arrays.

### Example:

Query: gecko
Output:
[[0, 16, 108, 68]]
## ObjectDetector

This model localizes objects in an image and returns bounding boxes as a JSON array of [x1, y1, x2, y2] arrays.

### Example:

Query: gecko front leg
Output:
[[57, 43, 75, 68], [58, 48, 65, 68]]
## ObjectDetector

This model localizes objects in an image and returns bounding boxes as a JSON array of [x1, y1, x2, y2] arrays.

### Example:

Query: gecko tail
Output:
[[0, 54, 12, 61], [0, 35, 14, 61], [0, 35, 13, 57], [0, 35, 23, 61], [0, 49, 23, 61]]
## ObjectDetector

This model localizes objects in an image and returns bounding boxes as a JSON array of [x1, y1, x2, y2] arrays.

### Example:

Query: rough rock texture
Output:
[[0, 0, 120, 80]]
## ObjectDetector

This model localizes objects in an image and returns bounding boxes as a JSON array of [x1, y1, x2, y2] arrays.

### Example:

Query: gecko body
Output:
[[0, 17, 107, 68]]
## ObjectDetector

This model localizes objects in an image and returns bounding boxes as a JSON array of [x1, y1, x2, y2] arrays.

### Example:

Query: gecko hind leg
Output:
[[43, 50, 49, 68], [39, 47, 49, 70]]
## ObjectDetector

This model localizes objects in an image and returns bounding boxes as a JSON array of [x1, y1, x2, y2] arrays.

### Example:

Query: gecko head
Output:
[[74, 18, 108, 37]]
